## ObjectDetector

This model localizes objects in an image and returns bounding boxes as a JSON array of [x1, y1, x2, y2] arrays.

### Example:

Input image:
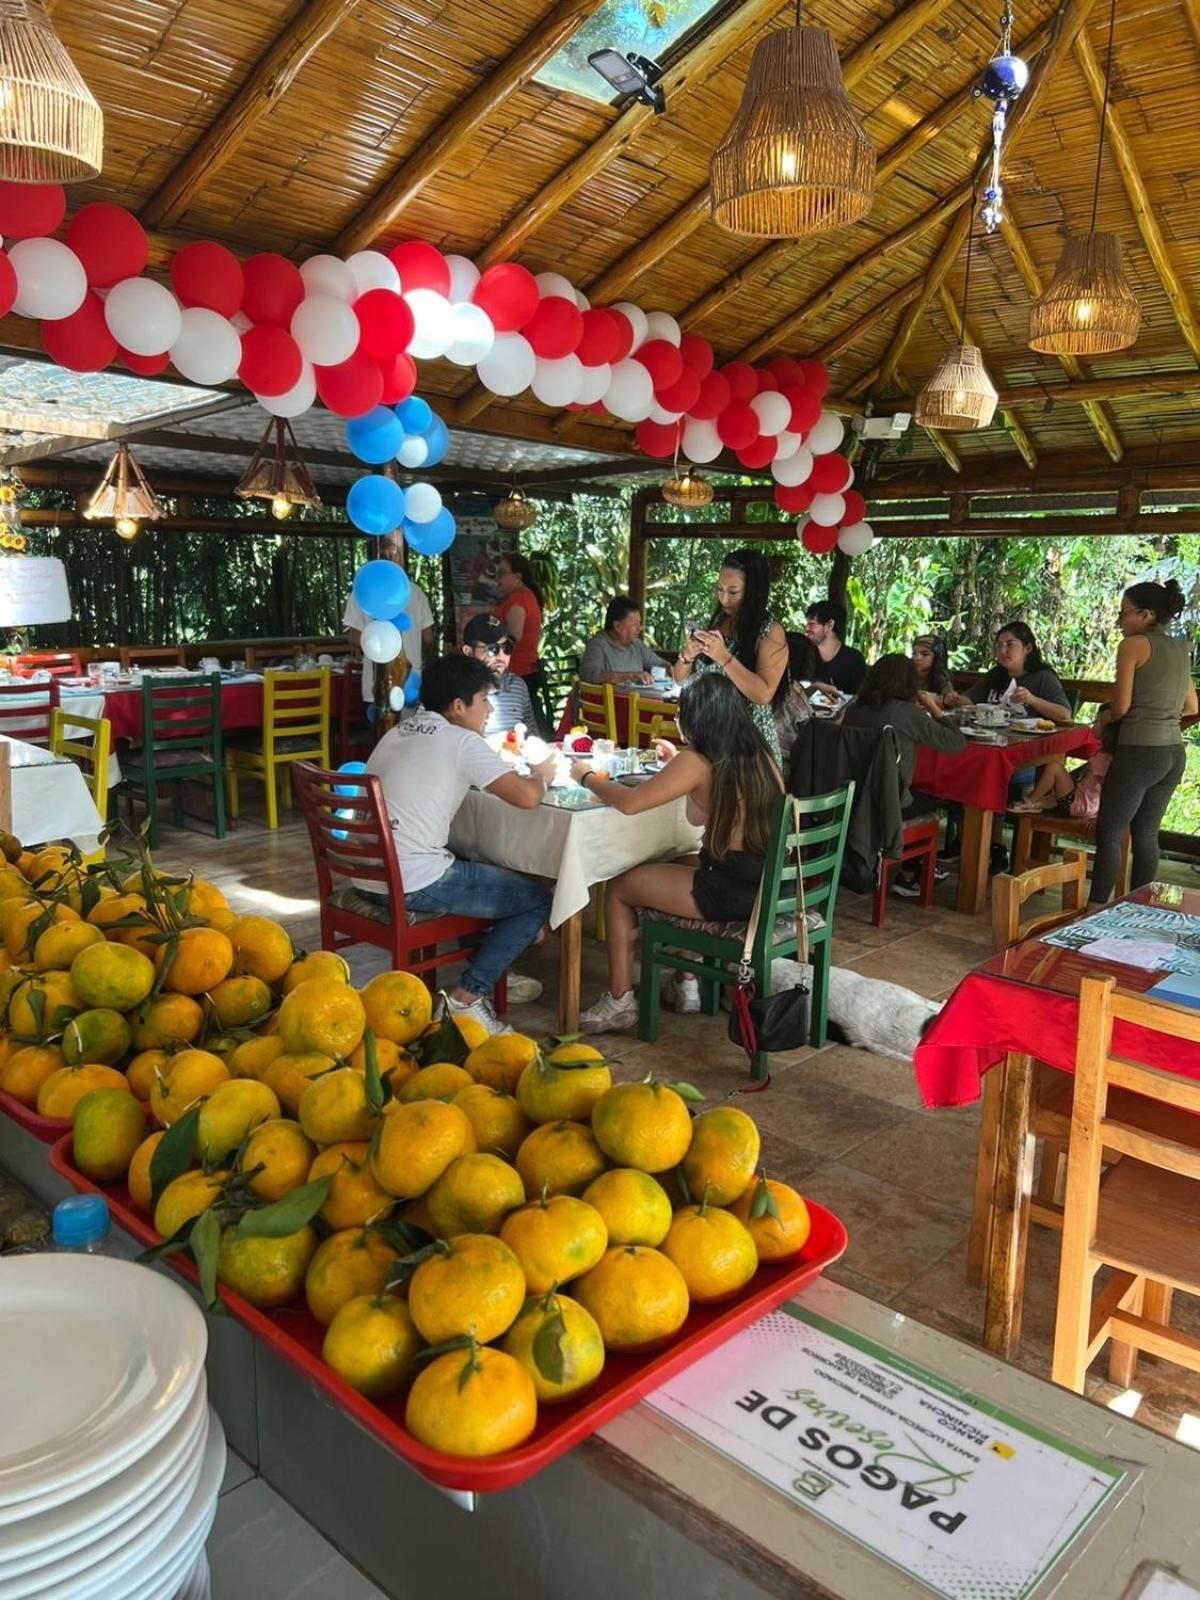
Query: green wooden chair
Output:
[[637, 784, 854, 1080], [122, 675, 226, 849]]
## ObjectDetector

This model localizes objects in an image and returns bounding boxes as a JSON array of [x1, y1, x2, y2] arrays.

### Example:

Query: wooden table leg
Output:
[[557, 911, 583, 1035], [956, 803, 992, 915], [983, 1051, 1035, 1359], [965, 1063, 1003, 1286]]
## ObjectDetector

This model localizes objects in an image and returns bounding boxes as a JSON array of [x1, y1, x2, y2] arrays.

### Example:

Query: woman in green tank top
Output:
[[1089, 579, 1198, 905]]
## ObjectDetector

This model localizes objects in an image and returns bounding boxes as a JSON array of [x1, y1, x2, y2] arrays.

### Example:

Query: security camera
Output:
[[587, 50, 666, 114], [851, 412, 912, 441]]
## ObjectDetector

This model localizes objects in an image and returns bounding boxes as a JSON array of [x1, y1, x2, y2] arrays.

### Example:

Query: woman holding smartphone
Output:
[[671, 548, 788, 762]]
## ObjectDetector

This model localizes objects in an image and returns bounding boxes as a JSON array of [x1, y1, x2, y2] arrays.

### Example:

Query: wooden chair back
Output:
[[263, 668, 330, 760], [50, 708, 111, 812], [991, 852, 1088, 952], [140, 675, 222, 764], [576, 680, 617, 743], [292, 761, 406, 913], [0, 678, 61, 744], [120, 645, 188, 670], [629, 693, 680, 748], [13, 651, 81, 679]]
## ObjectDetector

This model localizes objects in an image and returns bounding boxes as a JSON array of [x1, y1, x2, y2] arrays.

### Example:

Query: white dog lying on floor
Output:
[[769, 960, 941, 1063]]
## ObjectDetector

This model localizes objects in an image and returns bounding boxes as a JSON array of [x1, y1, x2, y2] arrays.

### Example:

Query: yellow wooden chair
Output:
[[576, 680, 617, 742], [49, 707, 112, 863], [227, 669, 331, 830], [629, 692, 680, 748]]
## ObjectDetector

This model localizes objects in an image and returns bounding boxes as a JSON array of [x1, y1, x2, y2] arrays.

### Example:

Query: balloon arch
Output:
[[0, 180, 875, 559]]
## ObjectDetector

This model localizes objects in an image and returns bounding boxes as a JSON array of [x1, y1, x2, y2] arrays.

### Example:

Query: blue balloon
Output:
[[332, 805, 355, 842], [346, 407, 404, 466], [403, 667, 422, 707], [366, 704, 378, 723], [404, 506, 456, 557], [421, 414, 449, 467], [334, 759, 367, 797], [347, 475, 406, 536], [390, 610, 413, 632], [396, 395, 432, 434], [352, 558, 412, 619]]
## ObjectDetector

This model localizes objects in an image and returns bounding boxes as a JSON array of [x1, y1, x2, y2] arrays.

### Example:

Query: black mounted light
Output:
[[587, 50, 665, 113]]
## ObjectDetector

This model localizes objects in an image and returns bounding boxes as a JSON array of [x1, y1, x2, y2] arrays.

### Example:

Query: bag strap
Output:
[[737, 797, 808, 984]]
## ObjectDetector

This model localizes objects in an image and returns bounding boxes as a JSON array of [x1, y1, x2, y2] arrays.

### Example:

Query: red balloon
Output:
[[314, 351, 383, 417], [40, 292, 116, 372], [170, 241, 244, 319], [719, 361, 758, 404], [354, 288, 415, 360], [238, 325, 303, 397], [472, 263, 539, 334], [388, 240, 450, 296], [635, 418, 680, 458], [690, 369, 731, 421], [0, 181, 65, 240], [841, 489, 867, 525], [775, 482, 815, 514], [242, 253, 304, 328], [66, 204, 147, 288], [678, 332, 714, 378], [717, 403, 759, 451], [377, 351, 417, 404], [754, 369, 780, 393], [119, 347, 170, 376], [784, 384, 822, 435], [576, 308, 622, 366], [798, 357, 831, 398], [636, 339, 683, 390], [523, 295, 583, 359], [0, 251, 15, 318], [768, 357, 805, 388], [809, 452, 853, 494], [656, 369, 701, 415], [802, 522, 839, 554], [737, 436, 778, 470], [605, 309, 635, 363]]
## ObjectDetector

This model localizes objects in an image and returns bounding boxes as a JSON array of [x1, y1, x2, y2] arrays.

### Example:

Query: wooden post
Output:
[[0, 741, 10, 836], [628, 490, 650, 609]]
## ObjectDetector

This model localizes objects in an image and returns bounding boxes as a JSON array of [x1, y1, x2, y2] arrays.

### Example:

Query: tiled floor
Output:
[[149, 797, 1200, 1453]]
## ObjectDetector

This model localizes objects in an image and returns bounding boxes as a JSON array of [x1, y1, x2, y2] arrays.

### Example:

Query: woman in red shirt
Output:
[[495, 553, 545, 728]]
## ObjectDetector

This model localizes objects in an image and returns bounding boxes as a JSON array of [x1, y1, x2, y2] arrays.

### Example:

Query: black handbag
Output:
[[728, 798, 811, 1064]]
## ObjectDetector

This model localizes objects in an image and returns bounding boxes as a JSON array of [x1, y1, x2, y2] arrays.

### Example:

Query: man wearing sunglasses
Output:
[[461, 613, 536, 735]]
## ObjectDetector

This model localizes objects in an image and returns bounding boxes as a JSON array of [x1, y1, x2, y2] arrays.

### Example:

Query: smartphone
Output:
[[684, 617, 703, 637]]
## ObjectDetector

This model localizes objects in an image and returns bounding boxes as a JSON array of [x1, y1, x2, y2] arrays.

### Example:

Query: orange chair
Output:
[[13, 652, 81, 679], [872, 815, 940, 926]]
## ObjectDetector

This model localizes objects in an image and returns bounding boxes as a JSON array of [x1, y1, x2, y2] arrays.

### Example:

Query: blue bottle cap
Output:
[[52, 1194, 110, 1249]]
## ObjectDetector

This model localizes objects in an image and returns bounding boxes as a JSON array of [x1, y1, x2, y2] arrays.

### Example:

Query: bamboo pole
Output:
[[813, 279, 922, 365], [996, 372, 1200, 406]]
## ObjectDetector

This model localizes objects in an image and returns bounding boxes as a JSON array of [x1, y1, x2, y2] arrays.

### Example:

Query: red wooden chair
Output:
[[291, 761, 506, 1013], [334, 660, 373, 765], [12, 652, 82, 679], [0, 677, 61, 745], [872, 814, 940, 925]]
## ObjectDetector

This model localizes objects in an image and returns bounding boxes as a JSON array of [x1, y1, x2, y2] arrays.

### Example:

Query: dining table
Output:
[[449, 782, 702, 1032], [913, 721, 1099, 913], [912, 880, 1200, 1358], [0, 732, 105, 852]]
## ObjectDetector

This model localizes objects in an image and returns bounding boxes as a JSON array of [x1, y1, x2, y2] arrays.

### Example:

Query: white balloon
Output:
[[649, 402, 682, 425], [397, 436, 429, 468], [361, 619, 403, 664], [445, 301, 495, 366], [573, 288, 590, 312], [774, 430, 802, 461], [535, 271, 576, 302], [258, 360, 316, 418], [809, 492, 847, 527], [643, 310, 681, 347], [291, 294, 359, 366], [404, 482, 442, 524], [405, 289, 455, 359], [231, 311, 252, 333], [300, 254, 356, 303], [477, 331, 536, 396], [772, 446, 813, 487], [170, 307, 241, 385], [682, 416, 722, 464], [807, 410, 846, 455], [750, 391, 791, 436], [574, 361, 610, 405], [531, 353, 584, 407], [444, 254, 480, 304], [611, 301, 648, 352], [9, 238, 86, 320], [603, 358, 654, 422], [837, 521, 876, 555], [346, 250, 400, 296], [104, 277, 182, 356]]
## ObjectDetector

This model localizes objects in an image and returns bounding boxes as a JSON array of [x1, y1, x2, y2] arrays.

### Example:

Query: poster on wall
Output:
[[448, 511, 519, 638]]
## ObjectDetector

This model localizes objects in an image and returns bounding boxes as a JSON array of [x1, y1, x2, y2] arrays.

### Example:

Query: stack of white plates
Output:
[[0, 1255, 225, 1599]]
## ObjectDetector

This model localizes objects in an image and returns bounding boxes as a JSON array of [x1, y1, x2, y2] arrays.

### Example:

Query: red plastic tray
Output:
[[1, 1090, 152, 1143], [50, 1134, 846, 1493]]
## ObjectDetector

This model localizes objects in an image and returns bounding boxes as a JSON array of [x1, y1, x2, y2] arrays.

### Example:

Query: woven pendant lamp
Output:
[[493, 484, 536, 533], [914, 344, 998, 430], [661, 465, 714, 509], [83, 443, 165, 539], [710, 6, 874, 239], [0, 0, 103, 182]]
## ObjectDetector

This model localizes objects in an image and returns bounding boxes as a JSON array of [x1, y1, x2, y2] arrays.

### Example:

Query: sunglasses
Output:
[[477, 641, 512, 658]]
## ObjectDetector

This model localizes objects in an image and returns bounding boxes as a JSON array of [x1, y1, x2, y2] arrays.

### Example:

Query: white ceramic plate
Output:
[[0, 1382, 208, 1570], [0, 1257, 207, 1514], [171, 1550, 211, 1600]]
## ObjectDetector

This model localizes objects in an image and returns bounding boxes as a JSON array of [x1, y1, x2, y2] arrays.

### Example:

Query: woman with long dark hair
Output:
[[570, 673, 783, 1033], [946, 620, 1072, 725], [1089, 579, 1197, 905], [912, 632, 953, 703], [670, 547, 788, 761], [494, 551, 545, 727]]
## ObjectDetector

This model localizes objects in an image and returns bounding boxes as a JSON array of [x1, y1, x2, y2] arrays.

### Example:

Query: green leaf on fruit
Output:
[[190, 1204, 223, 1313], [149, 1104, 202, 1208], [233, 1176, 330, 1240], [532, 1303, 567, 1386]]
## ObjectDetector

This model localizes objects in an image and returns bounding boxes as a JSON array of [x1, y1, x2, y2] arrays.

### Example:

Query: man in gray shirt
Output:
[[461, 613, 535, 734], [580, 596, 664, 683]]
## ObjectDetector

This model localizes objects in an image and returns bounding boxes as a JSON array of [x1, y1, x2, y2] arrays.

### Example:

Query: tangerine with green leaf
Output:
[[209, 975, 273, 1030], [298, 1066, 377, 1145], [240, 1118, 316, 1204], [155, 927, 234, 996], [515, 1042, 611, 1125], [680, 1106, 761, 1206], [218, 1223, 318, 1308], [407, 1233, 526, 1345], [661, 1190, 758, 1303], [262, 1050, 337, 1116], [463, 1032, 537, 1093], [153, 1169, 228, 1240], [149, 1048, 230, 1127], [127, 1129, 165, 1213], [130, 994, 204, 1052], [371, 1100, 476, 1199], [728, 1174, 812, 1261], [197, 1078, 280, 1163], [8, 971, 81, 1040], [304, 1226, 399, 1327], [308, 1141, 393, 1231], [502, 1289, 605, 1404], [406, 1343, 536, 1459], [591, 1080, 695, 1174]]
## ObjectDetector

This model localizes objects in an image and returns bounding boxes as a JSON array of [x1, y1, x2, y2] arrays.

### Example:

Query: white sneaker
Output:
[[506, 972, 543, 1004], [446, 993, 512, 1036], [578, 990, 639, 1034], [667, 974, 700, 1013]]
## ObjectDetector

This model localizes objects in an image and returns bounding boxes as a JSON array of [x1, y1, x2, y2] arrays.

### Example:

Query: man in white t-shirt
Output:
[[343, 579, 434, 704], [364, 654, 555, 1035]]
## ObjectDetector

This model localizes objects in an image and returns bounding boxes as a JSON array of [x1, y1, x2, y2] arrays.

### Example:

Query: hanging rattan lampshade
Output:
[[493, 487, 537, 533], [915, 344, 998, 431], [82, 443, 165, 525], [710, 21, 875, 238], [1028, 231, 1140, 355], [661, 468, 715, 509], [0, 0, 103, 182], [235, 418, 322, 520]]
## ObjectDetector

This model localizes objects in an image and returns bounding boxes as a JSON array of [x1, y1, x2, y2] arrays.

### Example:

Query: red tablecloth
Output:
[[100, 681, 266, 743], [913, 725, 1098, 813], [555, 689, 676, 748]]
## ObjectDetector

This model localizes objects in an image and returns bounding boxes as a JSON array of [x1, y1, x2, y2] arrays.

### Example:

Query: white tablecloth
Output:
[[449, 789, 702, 928], [1, 735, 104, 851]]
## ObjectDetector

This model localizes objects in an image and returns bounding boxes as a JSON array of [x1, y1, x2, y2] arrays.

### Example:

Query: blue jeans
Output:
[[406, 859, 552, 996]]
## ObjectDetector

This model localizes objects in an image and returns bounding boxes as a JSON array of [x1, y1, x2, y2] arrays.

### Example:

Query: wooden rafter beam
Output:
[[1073, 28, 1200, 364], [335, 0, 609, 255], [142, 0, 363, 229], [998, 209, 1123, 461], [813, 279, 922, 367], [1184, 0, 1200, 51], [996, 372, 1200, 406], [874, 211, 970, 396], [936, 285, 1038, 470]]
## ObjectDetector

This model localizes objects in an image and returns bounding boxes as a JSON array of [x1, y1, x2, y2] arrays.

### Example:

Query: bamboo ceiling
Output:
[[6, 0, 1200, 481]]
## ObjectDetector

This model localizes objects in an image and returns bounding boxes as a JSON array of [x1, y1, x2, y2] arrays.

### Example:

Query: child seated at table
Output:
[[1012, 714, 1116, 819]]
